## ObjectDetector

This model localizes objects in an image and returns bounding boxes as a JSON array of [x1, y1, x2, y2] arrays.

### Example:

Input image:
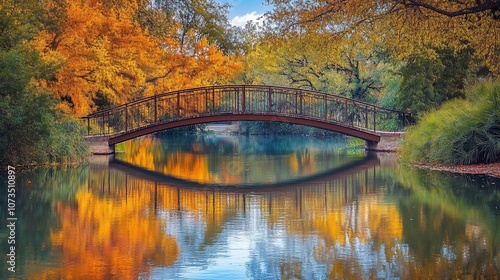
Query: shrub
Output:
[[0, 50, 88, 166], [400, 80, 500, 165]]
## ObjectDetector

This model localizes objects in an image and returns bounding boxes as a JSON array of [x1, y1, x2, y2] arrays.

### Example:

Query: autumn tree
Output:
[[33, 0, 163, 115], [0, 0, 88, 165], [148, 0, 240, 54], [276, 48, 389, 103], [242, 33, 393, 104], [33, 0, 243, 116], [265, 0, 499, 76]]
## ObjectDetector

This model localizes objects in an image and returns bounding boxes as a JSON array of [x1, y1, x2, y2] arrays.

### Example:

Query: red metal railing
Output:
[[82, 85, 413, 137]]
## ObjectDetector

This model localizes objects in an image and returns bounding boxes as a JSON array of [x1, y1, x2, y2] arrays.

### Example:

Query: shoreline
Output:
[[413, 162, 500, 178]]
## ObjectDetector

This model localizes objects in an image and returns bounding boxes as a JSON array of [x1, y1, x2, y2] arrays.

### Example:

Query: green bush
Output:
[[236, 121, 341, 136], [400, 80, 500, 165], [0, 50, 88, 166]]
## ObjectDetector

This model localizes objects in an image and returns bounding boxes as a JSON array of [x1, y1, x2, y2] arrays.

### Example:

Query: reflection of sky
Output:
[[12, 153, 500, 280], [148, 195, 406, 279]]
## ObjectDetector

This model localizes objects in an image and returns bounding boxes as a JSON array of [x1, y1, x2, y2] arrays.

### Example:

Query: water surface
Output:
[[1, 134, 499, 279]]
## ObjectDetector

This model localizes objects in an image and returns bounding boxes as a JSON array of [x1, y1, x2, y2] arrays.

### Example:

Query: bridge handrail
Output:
[[81, 84, 414, 140], [82, 85, 409, 118]]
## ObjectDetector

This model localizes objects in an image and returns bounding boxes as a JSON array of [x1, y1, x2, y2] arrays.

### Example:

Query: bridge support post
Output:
[[365, 132, 405, 152], [84, 136, 115, 155]]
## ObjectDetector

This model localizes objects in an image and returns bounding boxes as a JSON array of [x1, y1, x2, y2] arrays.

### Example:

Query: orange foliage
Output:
[[118, 137, 217, 183], [117, 136, 321, 185], [34, 191, 179, 280], [34, 0, 243, 116], [311, 195, 402, 251], [34, 0, 159, 115], [148, 36, 243, 97]]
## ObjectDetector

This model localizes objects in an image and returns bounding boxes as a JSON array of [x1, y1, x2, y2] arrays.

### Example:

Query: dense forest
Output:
[[0, 0, 498, 165]]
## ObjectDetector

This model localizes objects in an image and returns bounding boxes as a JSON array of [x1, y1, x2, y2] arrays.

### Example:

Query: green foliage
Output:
[[144, 0, 240, 54], [376, 115, 402, 131], [400, 80, 500, 165], [397, 48, 472, 117], [0, 0, 88, 166], [346, 138, 365, 151], [396, 166, 500, 261], [0, 49, 87, 165], [236, 121, 341, 136], [243, 44, 391, 104]]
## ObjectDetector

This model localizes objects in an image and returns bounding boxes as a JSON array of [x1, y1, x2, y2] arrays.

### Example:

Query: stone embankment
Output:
[[365, 131, 405, 152]]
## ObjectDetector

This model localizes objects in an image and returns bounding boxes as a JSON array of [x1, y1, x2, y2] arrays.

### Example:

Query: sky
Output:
[[218, 0, 273, 27]]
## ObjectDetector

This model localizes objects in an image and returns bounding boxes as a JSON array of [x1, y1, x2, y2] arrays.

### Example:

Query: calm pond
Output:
[[1, 134, 500, 279]]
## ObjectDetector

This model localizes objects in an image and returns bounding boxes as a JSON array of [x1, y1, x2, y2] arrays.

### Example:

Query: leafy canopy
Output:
[[265, 0, 500, 76]]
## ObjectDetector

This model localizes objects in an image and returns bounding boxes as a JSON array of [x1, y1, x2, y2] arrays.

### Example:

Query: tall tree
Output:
[[265, 0, 500, 76], [149, 0, 239, 54], [33, 0, 164, 115], [0, 0, 86, 165], [242, 34, 391, 103], [397, 47, 473, 115], [34, 0, 243, 115]]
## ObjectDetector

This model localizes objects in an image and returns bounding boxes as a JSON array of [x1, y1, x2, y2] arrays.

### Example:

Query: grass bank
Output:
[[400, 80, 500, 165]]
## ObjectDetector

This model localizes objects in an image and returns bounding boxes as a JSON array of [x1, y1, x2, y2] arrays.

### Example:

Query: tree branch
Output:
[[397, 0, 500, 18]]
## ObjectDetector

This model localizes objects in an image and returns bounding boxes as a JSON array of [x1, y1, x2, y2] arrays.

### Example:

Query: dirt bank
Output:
[[414, 162, 500, 178]]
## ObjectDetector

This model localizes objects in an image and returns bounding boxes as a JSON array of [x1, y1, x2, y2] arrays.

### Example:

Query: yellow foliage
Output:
[[267, 0, 500, 76], [34, 0, 243, 116], [34, 190, 179, 280]]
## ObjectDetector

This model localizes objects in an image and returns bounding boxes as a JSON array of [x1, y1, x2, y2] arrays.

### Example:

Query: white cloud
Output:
[[230, 11, 265, 28]]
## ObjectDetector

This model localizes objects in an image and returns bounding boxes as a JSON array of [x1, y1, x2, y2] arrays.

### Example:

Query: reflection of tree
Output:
[[115, 135, 362, 185], [33, 188, 179, 279], [15, 152, 500, 279], [155, 187, 239, 248], [89, 167, 242, 253], [394, 167, 500, 278], [253, 164, 500, 279], [0, 166, 88, 279], [251, 167, 403, 278], [311, 193, 403, 278]]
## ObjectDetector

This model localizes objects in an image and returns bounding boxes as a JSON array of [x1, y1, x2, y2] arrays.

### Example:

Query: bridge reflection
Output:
[[87, 152, 394, 214], [73, 154, 500, 279], [84, 153, 406, 279], [109, 155, 379, 189], [113, 135, 376, 185]]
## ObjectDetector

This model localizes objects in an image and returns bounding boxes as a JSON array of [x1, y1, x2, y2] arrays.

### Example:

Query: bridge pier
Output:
[[365, 132, 405, 152], [84, 136, 115, 155]]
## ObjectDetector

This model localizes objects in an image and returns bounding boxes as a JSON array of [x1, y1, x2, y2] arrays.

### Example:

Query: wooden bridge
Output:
[[82, 85, 412, 154]]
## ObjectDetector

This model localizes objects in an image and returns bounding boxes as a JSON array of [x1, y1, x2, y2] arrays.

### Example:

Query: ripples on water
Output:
[[1, 134, 499, 279]]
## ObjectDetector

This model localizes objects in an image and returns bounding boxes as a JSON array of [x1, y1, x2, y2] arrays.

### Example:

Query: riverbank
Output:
[[204, 124, 500, 178], [413, 162, 500, 178]]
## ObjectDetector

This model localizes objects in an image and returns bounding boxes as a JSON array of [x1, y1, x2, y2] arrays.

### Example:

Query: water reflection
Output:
[[114, 135, 365, 185], [1, 136, 499, 279]]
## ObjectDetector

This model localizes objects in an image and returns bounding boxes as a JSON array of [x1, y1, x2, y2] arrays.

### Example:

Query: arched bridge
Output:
[[83, 85, 412, 153]]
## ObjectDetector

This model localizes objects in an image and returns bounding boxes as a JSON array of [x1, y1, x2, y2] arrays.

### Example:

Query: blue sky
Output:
[[217, 0, 273, 27]]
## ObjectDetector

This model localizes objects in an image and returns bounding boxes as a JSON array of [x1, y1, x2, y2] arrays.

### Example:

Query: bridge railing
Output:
[[82, 85, 413, 136]]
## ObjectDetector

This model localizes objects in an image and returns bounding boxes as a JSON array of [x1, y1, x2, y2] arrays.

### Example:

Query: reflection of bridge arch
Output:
[[87, 154, 387, 219], [109, 155, 380, 190], [83, 85, 412, 149], [85, 155, 393, 279]]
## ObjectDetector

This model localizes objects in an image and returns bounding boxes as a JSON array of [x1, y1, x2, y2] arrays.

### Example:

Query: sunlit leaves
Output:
[[243, 35, 391, 103], [265, 0, 500, 76], [34, 1, 159, 115], [31, 0, 243, 116]]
